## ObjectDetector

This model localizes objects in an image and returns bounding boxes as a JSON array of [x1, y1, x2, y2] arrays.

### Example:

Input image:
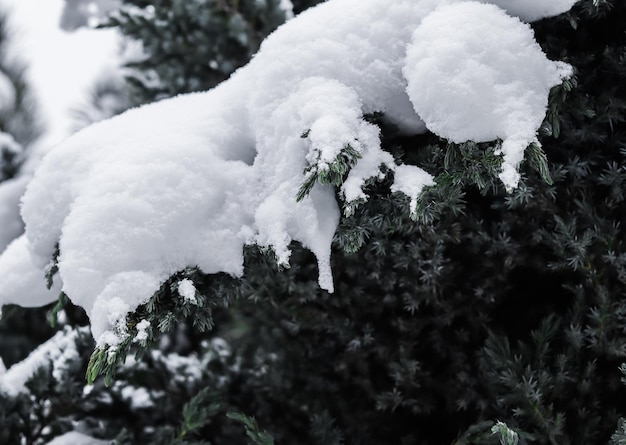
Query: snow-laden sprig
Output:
[[491, 421, 519, 445], [0, 0, 577, 349]]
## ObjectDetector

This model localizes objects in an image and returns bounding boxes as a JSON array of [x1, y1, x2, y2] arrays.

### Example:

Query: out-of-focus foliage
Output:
[[106, 0, 324, 101], [0, 10, 41, 152]]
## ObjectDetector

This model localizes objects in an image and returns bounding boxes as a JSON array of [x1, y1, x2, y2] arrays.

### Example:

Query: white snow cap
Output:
[[46, 431, 109, 445], [404, 1, 572, 190], [0, 0, 576, 346], [0, 235, 60, 307], [480, 0, 580, 22]]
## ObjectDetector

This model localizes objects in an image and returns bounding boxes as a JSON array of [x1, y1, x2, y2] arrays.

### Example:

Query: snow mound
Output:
[[0, 0, 576, 346], [404, 2, 572, 190]]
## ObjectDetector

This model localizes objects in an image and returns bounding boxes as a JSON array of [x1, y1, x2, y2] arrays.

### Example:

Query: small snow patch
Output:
[[178, 279, 197, 304]]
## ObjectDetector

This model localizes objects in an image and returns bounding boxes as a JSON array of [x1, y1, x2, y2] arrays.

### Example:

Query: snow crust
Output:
[[0, 0, 576, 346]]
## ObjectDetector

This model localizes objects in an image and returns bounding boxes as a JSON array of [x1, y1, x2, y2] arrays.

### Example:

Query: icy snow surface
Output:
[[0, 0, 576, 346]]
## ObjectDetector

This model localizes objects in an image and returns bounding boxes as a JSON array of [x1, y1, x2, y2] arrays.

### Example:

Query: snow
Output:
[[479, 0, 580, 22], [391, 165, 437, 214], [0, 0, 577, 346], [46, 431, 108, 445], [404, 2, 572, 190], [178, 279, 198, 305], [0, 326, 84, 396], [0, 235, 60, 307], [134, 319, 150, 343], [120, 385, 153, 409]]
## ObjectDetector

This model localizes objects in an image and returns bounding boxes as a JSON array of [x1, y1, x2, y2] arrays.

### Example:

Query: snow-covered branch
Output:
[[0, 0, 577, 347]]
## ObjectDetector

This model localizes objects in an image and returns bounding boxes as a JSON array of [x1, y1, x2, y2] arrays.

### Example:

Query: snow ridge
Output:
[[0, 0, 577, 346]]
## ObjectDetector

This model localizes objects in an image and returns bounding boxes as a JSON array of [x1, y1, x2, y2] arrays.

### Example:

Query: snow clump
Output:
[[0, 0, 578, 346], [178, 278, 198, 305]]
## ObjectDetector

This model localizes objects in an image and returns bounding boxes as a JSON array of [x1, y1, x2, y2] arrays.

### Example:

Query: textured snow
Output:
[[479, 0, 580, 22], [178, 279, 198, 304], [0, 235, 60, 307], [391, 165, 437, 214], [0, 0, 576, 346], [0, 0, 124, 271], [404, 2, 572, 190], [0, 327, 83, 396], [46, 431, 108, 445], [134, 319, 150, 343]]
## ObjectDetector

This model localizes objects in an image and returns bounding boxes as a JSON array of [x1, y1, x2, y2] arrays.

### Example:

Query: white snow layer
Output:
[[404, 2, 572, 190], [0, 0, 577, 346], [46, 431, 109, 445], [0, 327, 83, 396]]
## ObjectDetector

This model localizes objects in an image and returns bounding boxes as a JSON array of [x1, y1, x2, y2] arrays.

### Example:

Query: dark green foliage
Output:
[[86, 267, 237, 385], [105, 0, 324, 102], [226, 412, 275, 445], [297, 142, 363, 203], [0, 327, 94, 445]]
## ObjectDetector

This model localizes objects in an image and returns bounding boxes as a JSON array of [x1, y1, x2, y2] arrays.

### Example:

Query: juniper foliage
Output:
[[2, 0, 626, 444], [105, 0, 324, 101]]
